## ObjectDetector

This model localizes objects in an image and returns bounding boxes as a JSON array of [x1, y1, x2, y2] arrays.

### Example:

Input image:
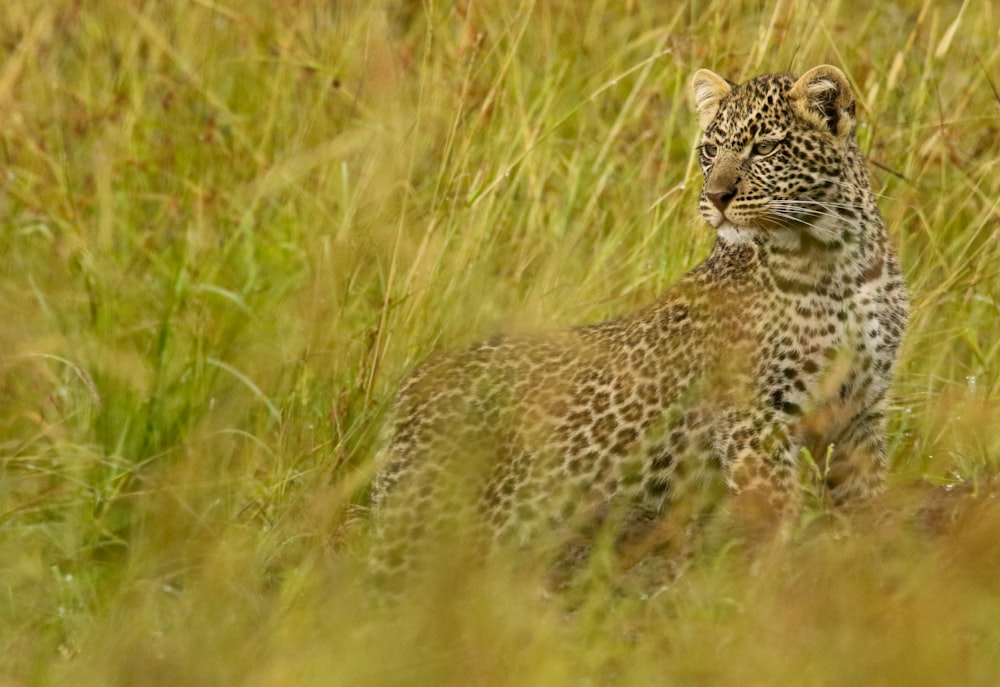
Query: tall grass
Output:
[[1, 0, 998, 684]]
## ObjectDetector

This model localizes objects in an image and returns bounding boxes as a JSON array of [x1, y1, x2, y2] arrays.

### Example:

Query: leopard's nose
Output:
[[706, 188, 736, 212]]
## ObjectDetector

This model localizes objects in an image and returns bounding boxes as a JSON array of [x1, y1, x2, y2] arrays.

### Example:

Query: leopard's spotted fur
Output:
[[369, 66, 908, 585]]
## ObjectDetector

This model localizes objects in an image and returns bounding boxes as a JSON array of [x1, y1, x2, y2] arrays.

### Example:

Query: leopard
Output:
[[368, 65, 908, 589]]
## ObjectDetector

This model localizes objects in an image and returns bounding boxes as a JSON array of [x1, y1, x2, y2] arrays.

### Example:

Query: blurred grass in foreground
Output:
[[1, 0, 999, 684]]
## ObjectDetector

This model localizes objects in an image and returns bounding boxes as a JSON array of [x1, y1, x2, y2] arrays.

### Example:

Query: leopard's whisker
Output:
[[766, 205, 853, 225], [769, 200, 864, 217], [773, 199, 867, 212]]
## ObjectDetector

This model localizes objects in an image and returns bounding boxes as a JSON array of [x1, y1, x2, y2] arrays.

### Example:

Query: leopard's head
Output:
[[690, 65, 862, 246]]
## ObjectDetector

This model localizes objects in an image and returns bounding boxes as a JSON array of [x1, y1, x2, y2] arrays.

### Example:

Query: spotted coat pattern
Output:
[[370, 66, 908, 584]]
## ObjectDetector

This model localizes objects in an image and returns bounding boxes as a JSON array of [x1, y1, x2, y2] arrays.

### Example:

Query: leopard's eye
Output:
[[753, 141, 780, 156], [700, 143, 718, 159]]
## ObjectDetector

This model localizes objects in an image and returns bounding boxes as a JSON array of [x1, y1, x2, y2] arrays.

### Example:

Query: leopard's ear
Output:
[[789, 65, 856, 139], [691, 69, 733, 130]]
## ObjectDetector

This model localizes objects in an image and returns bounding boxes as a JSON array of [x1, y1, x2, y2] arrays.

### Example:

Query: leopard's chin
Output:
[[716, 222, 758, 245]]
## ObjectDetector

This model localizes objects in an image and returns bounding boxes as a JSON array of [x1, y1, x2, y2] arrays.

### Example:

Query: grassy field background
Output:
[[1, 0, 999, 684]]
